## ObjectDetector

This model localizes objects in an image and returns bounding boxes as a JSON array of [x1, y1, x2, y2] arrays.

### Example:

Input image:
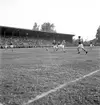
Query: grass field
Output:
[[0, 47, 100, 105]]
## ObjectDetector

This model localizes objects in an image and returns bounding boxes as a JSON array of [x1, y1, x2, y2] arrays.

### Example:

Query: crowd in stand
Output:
[[0, 36, 53, 49]]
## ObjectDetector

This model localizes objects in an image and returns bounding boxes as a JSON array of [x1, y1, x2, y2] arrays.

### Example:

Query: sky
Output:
[[0, 0, 100, 41]]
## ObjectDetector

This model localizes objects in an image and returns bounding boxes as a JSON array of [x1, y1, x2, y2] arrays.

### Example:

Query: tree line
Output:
[[32, 22, 56, 33], [90, 26, 100, 45], [96, 26, 100, 43]]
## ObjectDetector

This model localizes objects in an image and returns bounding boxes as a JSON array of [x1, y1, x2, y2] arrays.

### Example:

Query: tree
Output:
[[96, 26, 100, 42], [33, 22, 39, 31], [40, 22, 56, 33]]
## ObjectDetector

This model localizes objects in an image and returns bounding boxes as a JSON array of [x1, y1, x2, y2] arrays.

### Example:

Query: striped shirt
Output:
[[78, 38, 83, 44]]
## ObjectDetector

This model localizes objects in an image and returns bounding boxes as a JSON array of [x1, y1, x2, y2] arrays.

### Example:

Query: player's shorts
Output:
[[10, 45, 14, 48], [78, 44, 84, 49], [53, 45, 58, 49]]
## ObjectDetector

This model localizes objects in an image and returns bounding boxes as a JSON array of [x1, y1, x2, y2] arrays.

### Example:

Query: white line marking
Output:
[[23, 69, 100, 105]]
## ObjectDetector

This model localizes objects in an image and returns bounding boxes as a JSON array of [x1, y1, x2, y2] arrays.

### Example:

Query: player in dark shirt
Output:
[[77, 36, 88, 54], [52, 40, 58, 51], [10, 42, 14, 52], [52, 40, 56, 45]]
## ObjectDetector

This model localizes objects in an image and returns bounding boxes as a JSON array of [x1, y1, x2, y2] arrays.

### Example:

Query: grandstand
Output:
[[0, 26, 74, 48]]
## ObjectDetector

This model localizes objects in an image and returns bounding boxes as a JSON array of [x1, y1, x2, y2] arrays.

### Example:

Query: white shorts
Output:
[[10, 45, 14, 48], [53, 45, 58, 48], [58, 44, 64, 48], [78, 44, 84, 49]]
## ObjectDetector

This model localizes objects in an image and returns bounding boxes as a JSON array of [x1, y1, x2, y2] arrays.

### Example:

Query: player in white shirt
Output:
[[57, 40, 66, 52], [5, 44, 8, 49], [89, 41, 94, 50]]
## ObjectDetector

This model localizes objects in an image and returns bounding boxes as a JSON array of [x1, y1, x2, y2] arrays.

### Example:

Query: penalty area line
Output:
[[23, 69, 100, 105]]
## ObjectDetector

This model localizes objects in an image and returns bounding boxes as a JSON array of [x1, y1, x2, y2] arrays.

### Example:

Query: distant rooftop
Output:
[[0, 25, 75, 36]]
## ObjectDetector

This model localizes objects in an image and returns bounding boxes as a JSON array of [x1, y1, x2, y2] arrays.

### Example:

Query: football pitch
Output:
[[0, 47, 100, 105]]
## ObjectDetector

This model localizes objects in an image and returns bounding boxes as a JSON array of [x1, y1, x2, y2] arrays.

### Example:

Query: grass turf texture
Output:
[[0, 47, 100, 105]]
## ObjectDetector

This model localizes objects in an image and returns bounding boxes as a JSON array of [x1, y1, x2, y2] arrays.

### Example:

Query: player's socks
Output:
[[86, 51, 88, 54]]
